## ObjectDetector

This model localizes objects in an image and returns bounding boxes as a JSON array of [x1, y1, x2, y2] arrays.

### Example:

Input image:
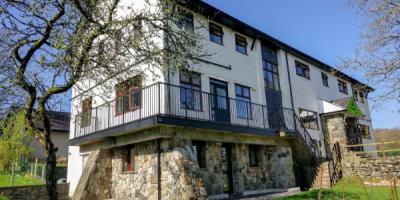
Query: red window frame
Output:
[[115, 76, 142, 115]]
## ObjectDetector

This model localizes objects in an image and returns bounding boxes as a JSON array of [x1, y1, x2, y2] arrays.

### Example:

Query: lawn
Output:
[[277, 178, 400, 200], [0, 173, 44, 187], [0, 195, 7, 200]]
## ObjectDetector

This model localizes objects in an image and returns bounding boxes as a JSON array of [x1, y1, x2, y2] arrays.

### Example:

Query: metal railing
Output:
[[72, 83, 299, 139], [72, 82, 321, 165]]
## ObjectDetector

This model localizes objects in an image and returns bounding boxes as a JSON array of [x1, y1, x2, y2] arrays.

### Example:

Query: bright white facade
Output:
[[67, 0, 375, 195]]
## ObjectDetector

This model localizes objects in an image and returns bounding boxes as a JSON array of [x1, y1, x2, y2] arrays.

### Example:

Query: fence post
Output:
[[158, 83, 161, 114], [95, 107, 98, 131], [34, 158, 38, 178], [30, 163, 34, 177], [41, 165, 45, 181], [10, 162, 15, 186]]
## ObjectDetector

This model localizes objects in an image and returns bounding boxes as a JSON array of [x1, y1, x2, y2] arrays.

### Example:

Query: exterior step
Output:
[[311, 161, 331, 189]]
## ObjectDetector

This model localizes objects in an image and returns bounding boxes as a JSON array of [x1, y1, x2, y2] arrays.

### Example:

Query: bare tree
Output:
[[0, 0, 207, 199], [345, 0, 400, 106]]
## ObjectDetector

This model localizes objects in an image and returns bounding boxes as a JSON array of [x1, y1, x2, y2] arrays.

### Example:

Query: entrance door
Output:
[[221, 144, 233, 194], [210, 79, 230, 123]]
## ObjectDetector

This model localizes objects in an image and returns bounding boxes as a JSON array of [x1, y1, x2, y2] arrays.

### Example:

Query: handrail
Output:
[[72, 82, 288, 139]]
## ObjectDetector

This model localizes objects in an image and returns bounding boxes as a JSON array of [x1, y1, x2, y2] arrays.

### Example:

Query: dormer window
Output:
[[209, 23, 223, 45], [235, 34, 247, 55]]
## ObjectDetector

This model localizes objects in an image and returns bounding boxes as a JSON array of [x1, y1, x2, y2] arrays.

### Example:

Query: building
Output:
[[67, 1, 375, 199], [31, 111, 70, 161]]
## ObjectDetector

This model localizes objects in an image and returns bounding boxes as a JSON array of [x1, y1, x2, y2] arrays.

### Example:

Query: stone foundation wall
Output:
[[196, 142, 295, 195], [111, 138, 207, 200], [73, 127, 296, 199], [232, 144, 295, 193], [0, 183, 69, 200], [342, 152, 400, 183], [75, 149, 112, 200]]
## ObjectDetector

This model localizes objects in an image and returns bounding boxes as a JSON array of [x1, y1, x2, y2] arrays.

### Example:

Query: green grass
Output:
[[0, 195, 8, 200], [0, 173, 44, 187], [277, 178, 400, 200]]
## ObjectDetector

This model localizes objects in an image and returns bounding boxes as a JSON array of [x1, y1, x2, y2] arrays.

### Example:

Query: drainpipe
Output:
[[285, 52, 297, 130], [157, 138, 161, 200]]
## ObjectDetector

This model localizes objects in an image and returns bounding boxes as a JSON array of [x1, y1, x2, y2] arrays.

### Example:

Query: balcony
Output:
[[70, 83, 297, 145]]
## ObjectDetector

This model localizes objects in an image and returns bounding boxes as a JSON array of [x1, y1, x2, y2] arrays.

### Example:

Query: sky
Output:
[[203, 0, 400, 129]]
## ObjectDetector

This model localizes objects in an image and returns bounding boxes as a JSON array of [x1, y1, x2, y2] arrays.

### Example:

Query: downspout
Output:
[[157, 138, 161, 200], [285, 52, 297, 130]]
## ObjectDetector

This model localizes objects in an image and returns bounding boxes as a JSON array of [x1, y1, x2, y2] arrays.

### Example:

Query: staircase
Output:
[[311, 162, 330, 189], [281, 108, 323, 190]]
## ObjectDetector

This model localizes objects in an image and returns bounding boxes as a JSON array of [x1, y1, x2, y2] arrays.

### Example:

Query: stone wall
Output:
[[323, 115, 347, 151], [110, 138, 207, 200], [342, 152, 400, 184], [196, 142, 295, 196], [0, 183, 69, 200], [72, 150, 112, 200], [232, 144, 295, 194]]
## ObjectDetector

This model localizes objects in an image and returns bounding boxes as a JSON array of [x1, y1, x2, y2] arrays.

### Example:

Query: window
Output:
[[123, 147, 135, 173], [249, 145, 260, 167], [177, 9, 194, 31], [263, 60, 280, 91], [295, 61, 310, 79], [235, 34, 247, 55], [360, 125, 370, 139], [180, 71, 202, 111], [81, 97, 92, 127], [115, 75, 142, 115], [321, 72, 329, 87], [338, 80, 348, 94], [192, 141, 207, 168], [359, 92, 365, 103], [235, 84, 251, 119], [209, 23, 223, 45], [299, 108, 319, 130]]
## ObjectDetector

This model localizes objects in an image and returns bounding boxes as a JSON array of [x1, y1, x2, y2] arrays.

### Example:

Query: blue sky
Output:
[[203, 0, 400, 129]]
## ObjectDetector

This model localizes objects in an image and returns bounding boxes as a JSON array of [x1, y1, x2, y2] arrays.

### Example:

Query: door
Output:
[[210, 79, 230, 123], [221, 144, 233, 194]]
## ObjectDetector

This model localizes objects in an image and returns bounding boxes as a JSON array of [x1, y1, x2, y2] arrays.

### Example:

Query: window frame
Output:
[[81, 97, 92, 127], [177, 9, 194, 31], [180, 71, 203, 111], [235, 34, 248, 55], [123, 146, 135, 173], [249, 145, 260, 167], [263, 60, 280, 91], [321, 72, 329, 87], [338, 80, 348, 94], [115, 76, 142, 116], [295, 61, 310, 79], [235, 84, 252, 119], [359, 124, 371, 139], [192, 141, 207, 168], [209, 22, 224, 45], [299, 108, 319, 130]]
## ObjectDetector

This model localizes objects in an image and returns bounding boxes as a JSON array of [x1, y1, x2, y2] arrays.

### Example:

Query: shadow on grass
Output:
[[277, 177, 398, 200]]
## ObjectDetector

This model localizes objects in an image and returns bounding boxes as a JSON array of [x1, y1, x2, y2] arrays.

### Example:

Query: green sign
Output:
[[347, 97, 363, 117]]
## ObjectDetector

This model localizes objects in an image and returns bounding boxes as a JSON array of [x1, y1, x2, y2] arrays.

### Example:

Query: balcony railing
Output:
[[72, 82, 298, 139]]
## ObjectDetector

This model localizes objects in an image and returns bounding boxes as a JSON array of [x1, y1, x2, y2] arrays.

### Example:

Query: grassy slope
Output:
[[0, 173, 44, 187], [277, 178, 400, 200]]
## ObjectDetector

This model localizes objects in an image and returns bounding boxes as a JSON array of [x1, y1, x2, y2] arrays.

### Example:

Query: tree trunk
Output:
[[46, 145, 58, 200]]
